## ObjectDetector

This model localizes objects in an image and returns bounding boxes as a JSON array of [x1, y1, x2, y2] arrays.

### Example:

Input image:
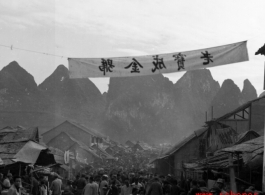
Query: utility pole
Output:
[[229, 153, 237, 192], [255, 44, 265, 191]]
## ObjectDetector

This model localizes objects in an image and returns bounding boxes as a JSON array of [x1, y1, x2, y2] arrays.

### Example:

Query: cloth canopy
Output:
[[13, 141, 47, 164]]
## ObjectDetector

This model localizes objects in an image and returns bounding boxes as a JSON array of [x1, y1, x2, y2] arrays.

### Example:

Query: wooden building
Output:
[[153, 96, 265, 181], [125, 140, 136, 148], [0, 126, 40, 165], [204, 96, 265, 153], [42, 120, 104, 147], [153, 127, 207, 177], [47, 132, 100, 165]]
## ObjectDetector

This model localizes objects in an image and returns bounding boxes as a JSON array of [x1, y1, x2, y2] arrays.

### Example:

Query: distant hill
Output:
[[0, 61, 258, 144], [210, 79, 257, 118], [173, 69, 220, 137], [0, 61, 105, 134], [39, 65, 105, 126], [104, 74, 176, 143]]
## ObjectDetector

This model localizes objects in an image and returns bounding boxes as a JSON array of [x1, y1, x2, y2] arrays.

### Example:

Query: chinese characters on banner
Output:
[[68, 41, 248, 78]]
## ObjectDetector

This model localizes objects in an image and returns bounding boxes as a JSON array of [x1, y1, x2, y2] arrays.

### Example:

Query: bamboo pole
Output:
[[262, 62, 265, 192], [229, 153, 237, 192]]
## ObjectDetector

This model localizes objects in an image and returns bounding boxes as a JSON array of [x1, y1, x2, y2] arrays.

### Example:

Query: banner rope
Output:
[[0, 44, 66, 58]]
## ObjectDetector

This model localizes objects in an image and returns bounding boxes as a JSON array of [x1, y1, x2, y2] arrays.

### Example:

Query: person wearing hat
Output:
[[209, 187, 221, 195], [3, 173, 12, 189], [120, 180, 132, 195], [245, 186, 255, 193], [84, 176, 98, 195], [146, 177, 163, 195], [76, 174, 87, 195], [50, 175, 62, 195], [99, 175, 109, 195], [198, 180, 208, 193], [7, 175, 21, 195], [215, 178, 227, 194], [188, 180, 201, 195]]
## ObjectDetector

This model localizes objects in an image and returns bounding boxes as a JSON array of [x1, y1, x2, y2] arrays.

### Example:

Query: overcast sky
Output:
[[0, 0, 265, 95]]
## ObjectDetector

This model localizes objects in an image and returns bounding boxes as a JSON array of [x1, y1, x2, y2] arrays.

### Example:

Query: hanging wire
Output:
[[0, 44, 66, 58]]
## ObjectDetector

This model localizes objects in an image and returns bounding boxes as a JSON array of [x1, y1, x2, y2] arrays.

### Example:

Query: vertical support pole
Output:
[[236, 120, 238, 134], [250, 166, 252, 184], [237, 153, 239, 178], [263, 62, 265, 90], [19, 163, 21, 176], [262, 98, 265, 191], [229, 153, 237, 192], [206, 112, 207, 122], [212, 106, 214, 119], [68, 158, 71, 180], [263, 62, 265, 191]]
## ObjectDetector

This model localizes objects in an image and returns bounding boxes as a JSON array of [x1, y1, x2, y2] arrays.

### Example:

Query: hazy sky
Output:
[[0, 0, 265, 95]]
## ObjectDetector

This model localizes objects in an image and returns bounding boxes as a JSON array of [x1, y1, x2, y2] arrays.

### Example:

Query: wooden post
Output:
[[250, 166, 252, 184], [263, 62, 265, 90], [229, 153, 237, 192], [19, 163, 21, 176], [237, 153, 239, 178], [262, 94, 265, 191], [261, 63, 265, 191], [68, 158, 71, 179]]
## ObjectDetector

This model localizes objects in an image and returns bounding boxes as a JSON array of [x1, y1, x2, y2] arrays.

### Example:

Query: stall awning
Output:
[[13, 141, 47, 164], [220, 136, 263, 154]]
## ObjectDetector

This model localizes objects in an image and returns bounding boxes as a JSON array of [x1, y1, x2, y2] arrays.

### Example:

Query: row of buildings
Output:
[[0, 119, 156, 179], [0, 121, 119, 178], [151, 95, 265, 190]]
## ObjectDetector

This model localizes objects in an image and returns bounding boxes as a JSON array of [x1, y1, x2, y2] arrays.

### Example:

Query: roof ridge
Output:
[[67, 120, 104, 137], [60, 132, 100, 158]]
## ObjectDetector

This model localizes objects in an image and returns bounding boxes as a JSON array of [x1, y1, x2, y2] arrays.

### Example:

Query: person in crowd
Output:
[[187, 180, 201, 195], [244, 186, 263, 195], [40, 176, 49, 190], [3, 173, 12, 189], [85, 176, 90, 184], [76, 174, 87, 195], [120, 180, 132, 195], [30, 173, 39, 195], [7, 175, 21, 195], [99, 175, 109, 195], [198, 180, 208, 193], [138, 179, 146, 195], [63, 180, 74, 195], [146, 177, 163, 195], [72, 175, 80, 190], [138, 177, 145, 189], [215, 178, 227, 194], [132, 188, 138, 195], [162, 179, 171, 195], [0, 174, 3, 182], [209, 187, 221, 195], [111, 175, 121, 187], [145, 178, 155, 195], [107, 180, 119, 195], [50, 175, 62, 195], [0, 173, 4, 192], [84, 176, 98, 195], [39, 180, 48, 195], [129, 173, 135, 185], [132, 178, 142, 191], [170, 179, 184, 195], [184, 179, 191, 193]]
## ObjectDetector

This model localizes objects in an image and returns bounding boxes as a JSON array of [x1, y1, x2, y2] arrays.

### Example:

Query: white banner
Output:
[[68, 41, 248, 78]]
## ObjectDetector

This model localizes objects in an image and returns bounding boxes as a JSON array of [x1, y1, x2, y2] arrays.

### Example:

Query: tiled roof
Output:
[[0, 126, 39, 165]]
